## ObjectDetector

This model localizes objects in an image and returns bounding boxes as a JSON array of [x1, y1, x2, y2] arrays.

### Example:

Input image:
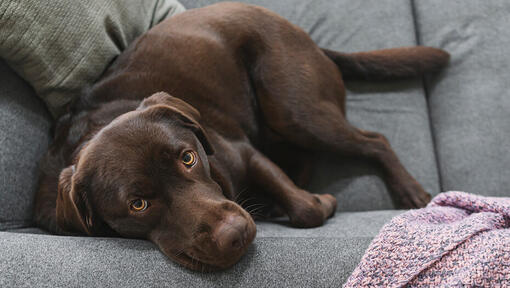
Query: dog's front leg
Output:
[[248, 151, 337, 228]]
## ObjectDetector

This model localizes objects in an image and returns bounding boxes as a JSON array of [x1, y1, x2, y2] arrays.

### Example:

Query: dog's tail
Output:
[[322, 46, 450, 80]]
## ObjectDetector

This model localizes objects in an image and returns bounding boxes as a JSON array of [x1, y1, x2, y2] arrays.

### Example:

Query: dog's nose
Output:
[[213, 214, 248, 253]]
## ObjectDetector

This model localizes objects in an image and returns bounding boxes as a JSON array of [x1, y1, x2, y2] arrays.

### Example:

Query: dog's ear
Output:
[[138, 92, 214, 155], [56, 165, 94, 235]]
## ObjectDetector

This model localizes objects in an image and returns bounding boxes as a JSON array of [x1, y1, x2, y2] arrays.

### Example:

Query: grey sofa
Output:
[[1, 0, 509, 287]]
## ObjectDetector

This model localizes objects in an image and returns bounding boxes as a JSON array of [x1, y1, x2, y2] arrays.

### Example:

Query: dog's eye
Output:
[[130, 199, 148, 212], [182, 151, 196, 167]]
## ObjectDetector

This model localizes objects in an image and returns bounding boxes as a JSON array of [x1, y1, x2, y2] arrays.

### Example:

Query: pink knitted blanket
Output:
[[344, 191, 510, 287]]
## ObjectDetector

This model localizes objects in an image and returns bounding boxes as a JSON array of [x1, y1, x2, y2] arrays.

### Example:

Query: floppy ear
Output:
[[138, 92, 214, 155], [56, 165, 94, 235]]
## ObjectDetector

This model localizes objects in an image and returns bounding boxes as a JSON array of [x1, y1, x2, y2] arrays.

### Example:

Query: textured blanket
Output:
[[344, 191, 510, 287]]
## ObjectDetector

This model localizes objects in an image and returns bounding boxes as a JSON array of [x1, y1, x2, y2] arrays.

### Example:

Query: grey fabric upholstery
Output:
[[0, 61, 52, 230], [180, 0, 441, 211], [413, 0, 510, 196], [1, 211, 401, 287]]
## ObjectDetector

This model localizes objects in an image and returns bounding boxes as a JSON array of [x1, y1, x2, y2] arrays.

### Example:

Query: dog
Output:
[[34, 2, 449, 271]]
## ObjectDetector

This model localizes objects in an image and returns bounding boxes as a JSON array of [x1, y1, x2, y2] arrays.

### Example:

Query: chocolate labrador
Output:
[[34, 2, 449, 271]]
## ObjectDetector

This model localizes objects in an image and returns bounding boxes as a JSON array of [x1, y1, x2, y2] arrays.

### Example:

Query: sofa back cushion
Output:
[[0, 61, 52, 230], [414, 1, 510, 196]]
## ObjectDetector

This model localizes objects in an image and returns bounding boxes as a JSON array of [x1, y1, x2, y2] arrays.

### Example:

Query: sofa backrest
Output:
[[179, 0, 510, 201], [0, 60, 52, 230], [2, 0, 509, 231]]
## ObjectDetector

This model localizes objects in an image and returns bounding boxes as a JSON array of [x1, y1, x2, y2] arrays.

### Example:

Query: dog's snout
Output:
[[185, 200, 256, 268], [213, 214, 248, 253]]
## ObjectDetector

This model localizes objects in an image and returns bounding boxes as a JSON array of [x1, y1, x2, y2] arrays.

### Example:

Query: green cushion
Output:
[[0, 0, 185, 118]]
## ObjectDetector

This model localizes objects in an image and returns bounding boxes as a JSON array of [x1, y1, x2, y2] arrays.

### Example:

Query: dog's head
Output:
[[56, 92, 256, 271]]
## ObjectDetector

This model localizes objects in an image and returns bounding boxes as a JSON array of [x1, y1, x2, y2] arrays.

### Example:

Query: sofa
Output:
[[1, 0, 509, 286]]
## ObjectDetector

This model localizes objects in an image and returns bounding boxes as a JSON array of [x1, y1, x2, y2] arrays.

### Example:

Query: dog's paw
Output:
[[314, 193, 337, 219], [394, 182, 432, 209], [288, 192, 337, 228]]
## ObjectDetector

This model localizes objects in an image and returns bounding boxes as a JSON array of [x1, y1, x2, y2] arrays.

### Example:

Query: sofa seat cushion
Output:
[[414, 0, 510, 196], [1, 210, 402, 287]]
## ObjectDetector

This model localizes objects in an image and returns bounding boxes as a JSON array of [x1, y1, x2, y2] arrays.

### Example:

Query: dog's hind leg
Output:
[[252, 48, 431, 208]]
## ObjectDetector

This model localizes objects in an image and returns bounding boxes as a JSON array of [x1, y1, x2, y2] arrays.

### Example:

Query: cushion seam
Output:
[[410, 0, 444, 193], [254, 236, 375, 239]]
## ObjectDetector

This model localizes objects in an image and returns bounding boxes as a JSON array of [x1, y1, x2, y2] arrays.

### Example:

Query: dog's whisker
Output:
[[238, 195, 254, 206], [244, 203, 266, 212], [170, 246, 187, 261], [247, 206, 268, 219], [247, 209, 265, 218], [241, 197, 265, 209], [233, 187, 248, 203], [236, 187, 249, 203], [170, 232, 201, 260], [247, 208, 266, 216], [247, 209, 265, 215], [245, 202, 265, 209], [248, 206, 266, 214], [238, 196, 257, 208], [248, 208, 266, 216], [174, 249, 185, 258], [249, 212, 267, 220]]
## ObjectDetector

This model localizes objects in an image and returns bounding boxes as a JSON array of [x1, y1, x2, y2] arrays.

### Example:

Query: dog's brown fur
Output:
[[34, 2, 449, 271]]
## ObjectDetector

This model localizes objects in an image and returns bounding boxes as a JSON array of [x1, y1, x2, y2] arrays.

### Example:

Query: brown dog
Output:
[[34, 2, 449, 271]]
